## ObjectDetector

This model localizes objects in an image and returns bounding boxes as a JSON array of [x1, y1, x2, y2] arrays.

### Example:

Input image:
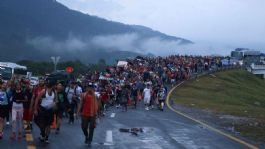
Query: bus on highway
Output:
[[0, 62, 27, 80]]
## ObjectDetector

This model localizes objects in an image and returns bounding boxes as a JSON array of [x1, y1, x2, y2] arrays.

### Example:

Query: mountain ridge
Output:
[[0, 0, 192, 63]]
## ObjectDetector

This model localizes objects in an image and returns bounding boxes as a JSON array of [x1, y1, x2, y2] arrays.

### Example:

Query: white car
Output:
[[30, 77, 39, 86]]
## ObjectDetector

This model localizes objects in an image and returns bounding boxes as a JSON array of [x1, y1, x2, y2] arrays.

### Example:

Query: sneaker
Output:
[[10, 132, 16, 140], [45, 138, 49, 144], [39, 136, 45, 142]]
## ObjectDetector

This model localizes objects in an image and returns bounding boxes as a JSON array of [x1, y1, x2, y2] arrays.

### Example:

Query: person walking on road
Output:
[[55, 82, 69, 134], [65, 82, 78, 124], [0, 81, 9, 139], [23, 81, 33, 130], [10, 83, 28, 140], [120, 84, 129, 112], [30, 78, 45, 122], [157, 85, 167, 111], [34, 82, 57, 143], [143, 84, 151, 110], [131, 84, 138, 109], [77, 86, 98, 146]]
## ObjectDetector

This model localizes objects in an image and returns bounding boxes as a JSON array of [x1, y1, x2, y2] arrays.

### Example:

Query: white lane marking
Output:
[[105, 130, 113, 145], [110, 113, 116, 118]]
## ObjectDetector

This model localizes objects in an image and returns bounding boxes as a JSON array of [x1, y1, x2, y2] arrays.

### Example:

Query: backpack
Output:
[[158, 89, 166, 100], [66, 86, 77, 97], [66, 86, 78, 103]]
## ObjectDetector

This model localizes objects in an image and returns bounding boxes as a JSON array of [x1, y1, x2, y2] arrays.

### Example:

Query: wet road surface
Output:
[[0, 102, 250, 149]]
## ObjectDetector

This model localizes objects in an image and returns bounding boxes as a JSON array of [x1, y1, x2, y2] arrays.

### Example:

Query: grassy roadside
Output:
[[171, 69, 265, 141]]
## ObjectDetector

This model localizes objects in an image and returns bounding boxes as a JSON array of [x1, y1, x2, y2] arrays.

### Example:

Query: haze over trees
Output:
[[0, 0, 192, 63]]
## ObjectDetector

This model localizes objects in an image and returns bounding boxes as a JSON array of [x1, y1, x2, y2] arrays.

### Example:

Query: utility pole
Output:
[[51, 56, 60, 72]]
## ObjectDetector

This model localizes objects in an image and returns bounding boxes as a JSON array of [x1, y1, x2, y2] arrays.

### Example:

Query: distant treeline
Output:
[[17, 59, 107, 77]]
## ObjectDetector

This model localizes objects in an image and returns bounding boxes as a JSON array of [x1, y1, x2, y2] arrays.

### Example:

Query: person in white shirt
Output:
[[34, 82, 57, 143], [75, 84, 83, 101], [143, 84, 151, 110]]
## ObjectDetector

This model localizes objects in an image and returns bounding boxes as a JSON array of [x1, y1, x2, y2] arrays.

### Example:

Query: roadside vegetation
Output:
[[171, 69, 265, 141], [17, 59, 107, 76]]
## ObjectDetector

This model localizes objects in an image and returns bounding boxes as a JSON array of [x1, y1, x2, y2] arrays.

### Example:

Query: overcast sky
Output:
[[57, 0, 265, 53]]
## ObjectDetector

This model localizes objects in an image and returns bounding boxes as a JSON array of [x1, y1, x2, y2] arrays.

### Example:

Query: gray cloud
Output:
[[27, 33, 248, 57], [27, 36, 87, 52], [57, 0, 265, 53]]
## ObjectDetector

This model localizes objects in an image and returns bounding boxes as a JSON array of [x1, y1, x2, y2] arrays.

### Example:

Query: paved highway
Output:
[[0, 101, 252, 149]]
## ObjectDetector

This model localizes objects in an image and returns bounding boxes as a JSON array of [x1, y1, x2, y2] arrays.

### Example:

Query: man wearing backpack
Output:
[[65, 82, 78, 124], [157, 85, 167, 111]]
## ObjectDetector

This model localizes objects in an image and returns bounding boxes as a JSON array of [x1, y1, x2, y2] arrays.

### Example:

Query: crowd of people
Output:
[[0, 55, 223, 146]]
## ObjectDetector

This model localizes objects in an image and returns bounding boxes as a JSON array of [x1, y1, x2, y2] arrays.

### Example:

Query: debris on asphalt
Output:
[[119, 128, 144, 136]]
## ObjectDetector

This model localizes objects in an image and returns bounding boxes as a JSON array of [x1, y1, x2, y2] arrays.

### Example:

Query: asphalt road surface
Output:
[[0, 101, 253, 149]]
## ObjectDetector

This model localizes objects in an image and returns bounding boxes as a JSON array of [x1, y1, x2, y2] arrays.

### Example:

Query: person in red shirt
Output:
[[22, 81, 33, 130], [100, 88, 109, 115], [30, 79, 45, 127], [77, 86, 98, 146]]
